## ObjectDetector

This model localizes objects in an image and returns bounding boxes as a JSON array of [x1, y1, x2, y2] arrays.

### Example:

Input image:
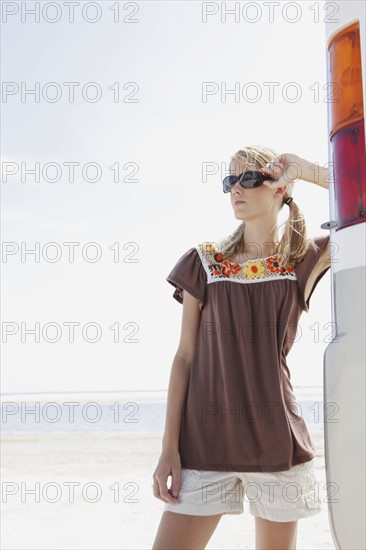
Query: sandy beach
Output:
[[1, 430, 336, 549]]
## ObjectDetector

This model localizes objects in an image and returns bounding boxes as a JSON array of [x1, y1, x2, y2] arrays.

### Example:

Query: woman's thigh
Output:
[[151, 510, 223, 550], [255, 516, 298, 550]]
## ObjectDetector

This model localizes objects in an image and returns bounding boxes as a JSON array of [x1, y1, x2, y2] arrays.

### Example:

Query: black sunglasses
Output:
[[222, 170, 276, 193]]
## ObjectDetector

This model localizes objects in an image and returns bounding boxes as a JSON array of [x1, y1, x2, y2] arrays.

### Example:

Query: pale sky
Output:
[[1, 0, 332, 394]]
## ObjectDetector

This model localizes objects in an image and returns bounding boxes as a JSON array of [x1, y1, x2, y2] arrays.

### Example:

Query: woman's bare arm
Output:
[[295, 155, 330, 190], [152, 290, 202, 504], [261, 153, 330, 190], [161, 356, 191, 452], [161, 290, 202, 451]]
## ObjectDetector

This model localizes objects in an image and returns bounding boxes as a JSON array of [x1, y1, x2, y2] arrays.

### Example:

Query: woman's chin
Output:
[[233, 212, 247, 221]]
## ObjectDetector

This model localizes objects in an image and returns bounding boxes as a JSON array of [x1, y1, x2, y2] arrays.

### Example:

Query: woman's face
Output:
[[229, 160, 285, 221]]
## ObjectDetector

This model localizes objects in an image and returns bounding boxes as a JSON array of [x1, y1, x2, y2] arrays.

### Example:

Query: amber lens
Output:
[[328, 21, 364, 139]]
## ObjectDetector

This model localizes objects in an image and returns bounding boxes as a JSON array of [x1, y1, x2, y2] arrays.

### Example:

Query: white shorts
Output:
[[163, 458, 322, 522]]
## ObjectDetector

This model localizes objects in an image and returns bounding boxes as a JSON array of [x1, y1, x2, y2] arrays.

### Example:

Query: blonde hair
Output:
[[218, 145, 317, 266]]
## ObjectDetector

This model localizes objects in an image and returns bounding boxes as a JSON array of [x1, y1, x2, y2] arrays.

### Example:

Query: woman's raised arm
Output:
[[260, 153, 330, 190]]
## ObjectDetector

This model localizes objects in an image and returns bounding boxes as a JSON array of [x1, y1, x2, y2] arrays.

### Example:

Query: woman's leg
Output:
[[255, 516, 298, 550], [151, 510, 223, 550]]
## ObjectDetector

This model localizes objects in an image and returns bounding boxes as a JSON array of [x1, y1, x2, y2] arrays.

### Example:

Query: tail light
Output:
[[327, 21, 366, 230]]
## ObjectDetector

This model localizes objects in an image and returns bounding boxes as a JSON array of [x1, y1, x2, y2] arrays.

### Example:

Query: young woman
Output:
[[151, 145, 331, 550]]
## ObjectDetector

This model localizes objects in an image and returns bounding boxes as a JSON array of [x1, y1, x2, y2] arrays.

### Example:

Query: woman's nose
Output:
[[232, 179, 243, 193]]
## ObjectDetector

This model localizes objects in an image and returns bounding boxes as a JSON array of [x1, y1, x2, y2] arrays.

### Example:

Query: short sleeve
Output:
[[294, 234, 331, 313], [166, 247, 207, 310]]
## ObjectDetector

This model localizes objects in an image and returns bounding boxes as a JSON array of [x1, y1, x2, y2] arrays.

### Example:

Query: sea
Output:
[[0, 387, 326, 435]]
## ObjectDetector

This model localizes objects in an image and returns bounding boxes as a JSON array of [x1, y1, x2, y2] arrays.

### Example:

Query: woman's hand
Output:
[[152, 448, 182, 505], [260, 153, 301, 189]]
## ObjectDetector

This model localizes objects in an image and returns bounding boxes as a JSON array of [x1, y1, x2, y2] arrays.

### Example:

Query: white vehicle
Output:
[[323, 1, 366, 549]]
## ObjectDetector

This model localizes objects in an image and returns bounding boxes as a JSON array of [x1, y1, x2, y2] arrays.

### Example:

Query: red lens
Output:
[[331, 119, 366, 230]]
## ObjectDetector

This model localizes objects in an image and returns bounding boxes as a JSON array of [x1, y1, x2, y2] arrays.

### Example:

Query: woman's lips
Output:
[[234, 200, 246, 205]]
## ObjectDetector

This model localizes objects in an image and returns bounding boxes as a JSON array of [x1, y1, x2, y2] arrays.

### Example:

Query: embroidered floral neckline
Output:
[[197, 242, 296, 283]]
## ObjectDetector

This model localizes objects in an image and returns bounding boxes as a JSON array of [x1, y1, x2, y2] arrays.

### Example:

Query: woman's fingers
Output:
[[262, 160, 284, 173], [153, 472, 180, 504], [261, 153, 300, 187], [171, 467, 181, 499], [154, 477, 170, 503], [260, 160, 285, 187]]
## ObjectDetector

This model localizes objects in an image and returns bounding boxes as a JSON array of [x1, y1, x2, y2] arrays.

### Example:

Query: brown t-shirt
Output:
[[166, 235, 331, 472]]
